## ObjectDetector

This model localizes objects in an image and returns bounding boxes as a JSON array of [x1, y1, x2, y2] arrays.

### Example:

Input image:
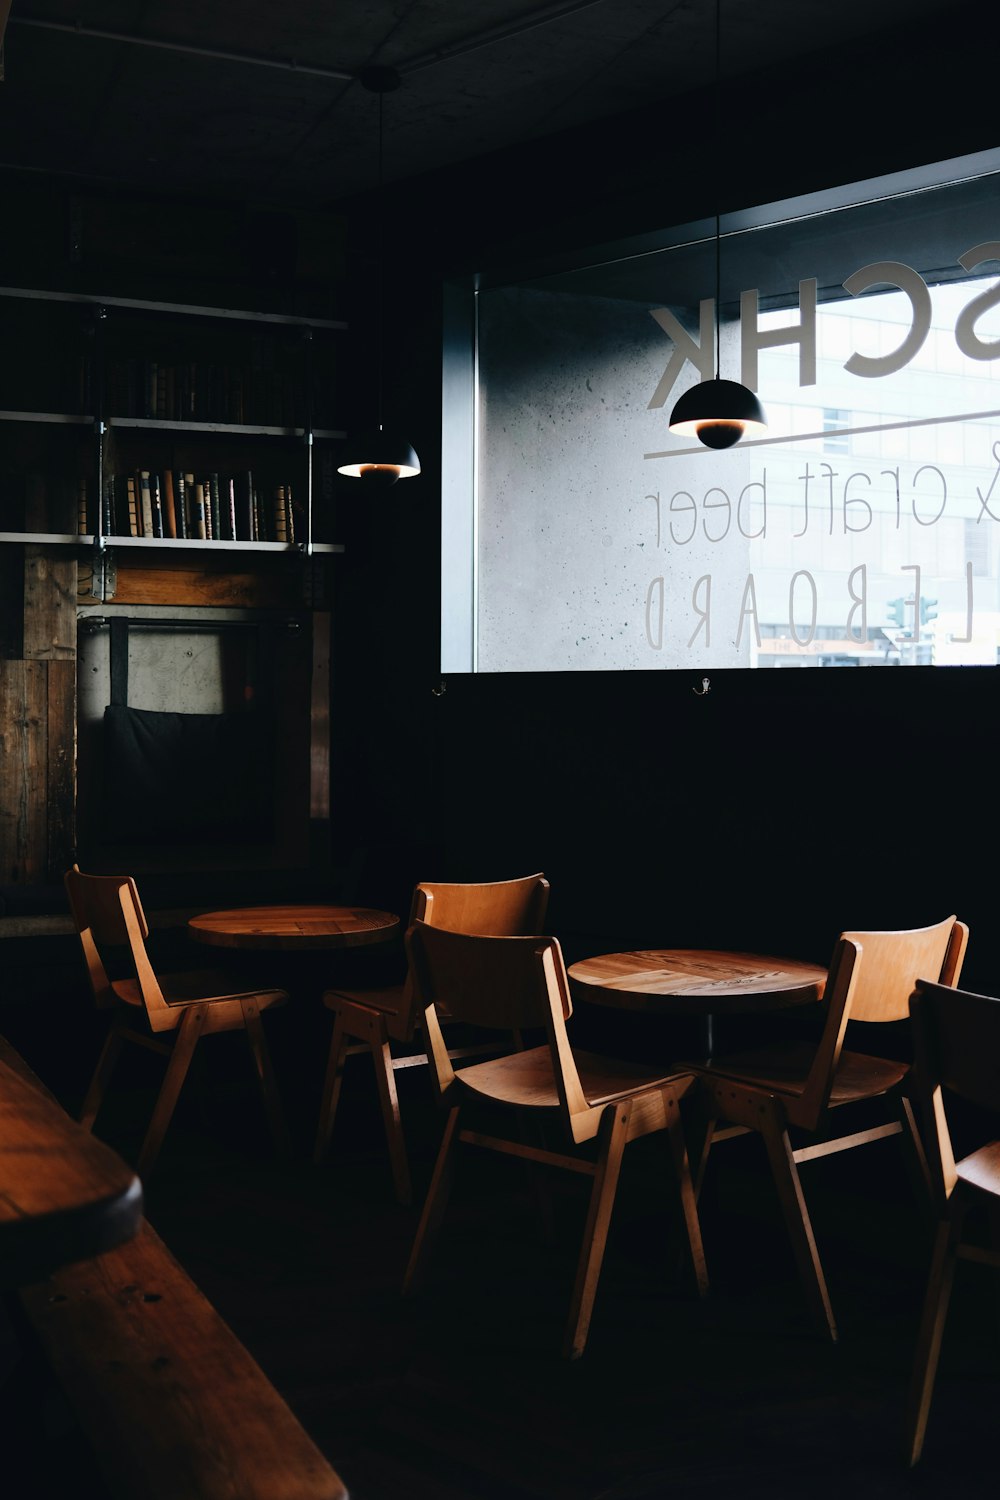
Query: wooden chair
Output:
[[313, 871, 550, 1203], [685, 916, 969, 1341], [904, 977, 1000, 1466], [401, 921, 708, 1358], [65, 864, 290, 1177]]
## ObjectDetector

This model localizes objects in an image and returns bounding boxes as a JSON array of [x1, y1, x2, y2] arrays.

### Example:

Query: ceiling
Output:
[[0, 0, 962, 212]]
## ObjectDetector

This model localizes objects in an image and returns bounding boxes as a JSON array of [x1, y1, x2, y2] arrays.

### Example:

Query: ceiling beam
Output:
[[7, 15, 355, 81]]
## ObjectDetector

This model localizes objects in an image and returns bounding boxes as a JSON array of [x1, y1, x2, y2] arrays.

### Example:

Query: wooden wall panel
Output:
[[24, 546, 77, 659], [0, 660, 49, 884], [0, 547, 78, 889]]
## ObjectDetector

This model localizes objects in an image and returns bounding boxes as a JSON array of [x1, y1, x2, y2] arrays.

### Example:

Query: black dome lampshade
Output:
[[337, 427, 421, 486], [667, 0, 767, 451], [668, 378, 767, 449], [338, 65, 421, 487]]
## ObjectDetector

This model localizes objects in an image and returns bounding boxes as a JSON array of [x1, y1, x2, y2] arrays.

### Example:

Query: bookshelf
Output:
[[0, 284, 347, 565]]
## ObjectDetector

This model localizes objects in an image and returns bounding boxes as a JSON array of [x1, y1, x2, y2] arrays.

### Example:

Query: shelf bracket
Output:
[[87, 544, 117, 601]]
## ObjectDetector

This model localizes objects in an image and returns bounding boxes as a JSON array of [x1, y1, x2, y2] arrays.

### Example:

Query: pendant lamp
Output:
[[338, 66, 421, 486], [668, 0, 766, 450]]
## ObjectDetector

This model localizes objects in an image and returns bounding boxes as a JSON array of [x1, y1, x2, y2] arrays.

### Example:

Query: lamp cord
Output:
[[715, 211, 721, 380], [376, 86, 385, 432], [714, 0, 721, 380]]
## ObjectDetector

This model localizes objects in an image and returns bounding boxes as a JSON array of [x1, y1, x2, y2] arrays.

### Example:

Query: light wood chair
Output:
[[65, 865, 290, 1177], [401, 920, 708, 1358], [904, 977, 1000, 1466], [313, 872, 550, 1203], [685, 916, 969, 1341]]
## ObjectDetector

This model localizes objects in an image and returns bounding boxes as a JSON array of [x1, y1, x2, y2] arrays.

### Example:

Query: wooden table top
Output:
[[1, 1036, 143, 1287], [567, 948, 828, 1016], [187, 902, 401, 951]]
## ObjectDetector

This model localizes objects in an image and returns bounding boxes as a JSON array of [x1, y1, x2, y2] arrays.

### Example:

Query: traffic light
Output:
[[887, 597, 906, 628], [920, 597, 939, 625]]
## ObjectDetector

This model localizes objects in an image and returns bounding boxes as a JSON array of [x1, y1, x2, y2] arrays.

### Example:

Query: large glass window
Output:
[[443, 150, 1000, 671]]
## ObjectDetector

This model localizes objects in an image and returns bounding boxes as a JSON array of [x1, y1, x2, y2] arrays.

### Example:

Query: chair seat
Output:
[[456, 1043, 689, 1111], [957, 1140, 1000, 1200], [113, 969, 288, 1012], [689, 1039, 909, 1106], [322, 984, 406, 1020]]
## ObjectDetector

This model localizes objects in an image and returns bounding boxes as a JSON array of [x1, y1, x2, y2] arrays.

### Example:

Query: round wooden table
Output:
[[188, 903, 401, 951], [567, 948, 828, 1054]]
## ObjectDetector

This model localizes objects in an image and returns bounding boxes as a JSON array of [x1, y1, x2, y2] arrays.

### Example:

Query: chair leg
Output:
[[759, 1109, 838, 1341], [904, 1217, 959, 1466], [313, 1011, 352, 1165], [897, 1093, 934, 1224], [137, 1006, 207, 1177], [403, 1106, 461, 1296], [240, 998, 290, 1156], [370, 1039, 412, 1206], [79, 1020, 125, 1131], [687, 1096, 719, 1204], [563, 1102, 630, 1360], [664, 1099, 709, 1297]]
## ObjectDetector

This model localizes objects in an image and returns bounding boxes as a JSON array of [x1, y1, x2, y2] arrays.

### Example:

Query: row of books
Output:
[[71, 356, 340, 428], [104, 359, 298, 427], [77, 470, 298, 544]]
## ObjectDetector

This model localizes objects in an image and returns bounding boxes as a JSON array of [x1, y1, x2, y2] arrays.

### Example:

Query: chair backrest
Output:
[[64, 864, 167, 1018], [792, 915, 968, 1131], [410, 873, 549, 936], [909, 977, 1000, 1205], [406, 921, 591, 1129], [794, 935, 863, 1129], [395, 873, 550, 1039], [839, 916, 968, 1024]]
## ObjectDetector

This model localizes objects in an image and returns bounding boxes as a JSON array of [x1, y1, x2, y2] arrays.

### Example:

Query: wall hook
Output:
[[693, 676, 711, 696], [431, 678, 447, 697]]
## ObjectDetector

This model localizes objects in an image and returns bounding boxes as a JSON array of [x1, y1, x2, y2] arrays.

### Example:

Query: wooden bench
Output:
[[4, 1036, 348, 1500], [0, 1035, 143, 1287]]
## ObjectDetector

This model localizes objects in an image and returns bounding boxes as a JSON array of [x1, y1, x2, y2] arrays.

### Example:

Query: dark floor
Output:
[[3, 953, 1000, 1500]]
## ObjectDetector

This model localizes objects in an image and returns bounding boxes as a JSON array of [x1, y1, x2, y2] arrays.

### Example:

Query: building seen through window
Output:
[[446, 154, 1000, 673], [753, 276, 1000, 667]]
